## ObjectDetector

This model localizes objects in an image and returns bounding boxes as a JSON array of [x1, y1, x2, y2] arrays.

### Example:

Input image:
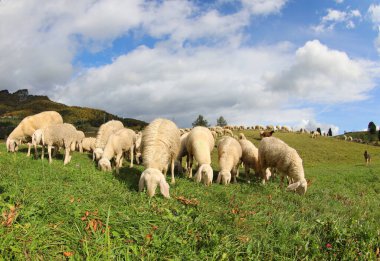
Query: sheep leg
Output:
[[27, 142, 31, 157], [64, 147, 71, 165], [34, 142, 39, 159], [129, 146, 134, 168], [188, 155, 194, 178], [48, 145, 53, 164], [41, 145, 45, 160], [232, 166, 238, 183], [244, 165, 250, 182], [171, 158, 175, 185]]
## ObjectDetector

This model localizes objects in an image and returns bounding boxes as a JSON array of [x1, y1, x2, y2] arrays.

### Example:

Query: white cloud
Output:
[[266, 40, 375, 103], [242, 0, 288, 15], [368, 4, 380, 54], [312, 8, 361, 33], [334, 0, 344, 4], [294, 119, 339, 135]]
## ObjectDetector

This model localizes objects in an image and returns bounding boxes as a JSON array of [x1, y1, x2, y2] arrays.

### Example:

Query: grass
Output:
[[0, 131, 379, 260]]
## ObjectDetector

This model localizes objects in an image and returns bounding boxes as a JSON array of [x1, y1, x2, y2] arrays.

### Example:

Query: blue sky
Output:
[[1, 0, 380, 133]]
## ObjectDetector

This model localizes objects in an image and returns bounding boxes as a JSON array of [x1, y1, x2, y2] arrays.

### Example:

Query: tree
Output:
[[378, 128, 380, 141], [316, 128, 322, 135], [328, 128, 332, 136], [368, 121, 377, 134], [192, 115, 209, 127], [216, 116, 227, 127]]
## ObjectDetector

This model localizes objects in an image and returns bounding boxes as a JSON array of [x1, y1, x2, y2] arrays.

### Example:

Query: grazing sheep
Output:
[[30, 129, 43, 158], [223, 129, 233, 137], [139, 119, 180, 198], [75, 130, 85, 153], [93, 120, 124, 161], [186, 127, 215, 186], [6, 111, 63, 153], [217, 136, 242, 185], [176, 132, 189, 175], [260, 130, 274, 138], [82, 137, 96, 153], [134, 131, 143, 164], [98, 128, 136, 173], [258, 137, 307, 195], [238, 133, 246, 140], [310, 131, 320, 139], [41, 123, 78, 165], [238, 138, 261, 181]]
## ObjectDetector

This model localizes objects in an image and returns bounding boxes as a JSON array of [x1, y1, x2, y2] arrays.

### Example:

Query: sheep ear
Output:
[[194, 166, 202, 183], [159, 177, 170, 198], [287, 181, 301, 191], [138, 173, 146, 192]]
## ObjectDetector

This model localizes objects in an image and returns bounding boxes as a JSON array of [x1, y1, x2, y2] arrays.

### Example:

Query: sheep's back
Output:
[[218, 137, 242, 170], [142, 119, 180, 169], [95, 120, 124, 149]]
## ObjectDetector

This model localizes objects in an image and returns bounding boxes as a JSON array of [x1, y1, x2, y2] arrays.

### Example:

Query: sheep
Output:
[[134, 131, 143, 164], [176, 132, 189, 175], [82, 137, 96, 153], [186, 126, 215, 186], [98, 128, 136, 173], [74, 130, 85, 153], [138, 118, 180, 198], [238, 138, 261, 181], [238, 133, 246, 140], [223, 129, 233, 137], [30, 129, 43, 158], [6, 111, 63, 153], [217, 136, 242, 185], [258, 137, 307, 195], [41, 123, 78, 165], [93, 120, 124, 161], [260, 130, 274, 138], [310, 131, 320, 139]]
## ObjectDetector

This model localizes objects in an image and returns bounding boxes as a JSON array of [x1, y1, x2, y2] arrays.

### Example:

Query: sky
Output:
[[1, 0, 380, 134]]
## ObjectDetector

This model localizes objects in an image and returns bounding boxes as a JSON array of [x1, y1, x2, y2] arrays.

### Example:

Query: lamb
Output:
[[138, 118, 180, 198], [82, 137, 96, 152], [186, 127, 215, 186], [217, 136, 242, 185], [6, 111, 63, 153], [223, 129, 233, 137], [30, 129, 44, 158], [238, 138, 261, 181], [258, 137, 307, 195], [41, 123, 78, 165], [93, 120, 124, 161], [98, 128, 136, 173]]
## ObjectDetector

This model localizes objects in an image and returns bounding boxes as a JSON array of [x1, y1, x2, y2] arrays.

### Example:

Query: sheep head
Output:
[[6, 138, 18, 152], [139, 168, 170, 198], [287, 178, 307, 195], [216, 170, 231, 185], [195, 164, 213, 186], [93, 148, 104, 161], [98, 158, 112, 172]]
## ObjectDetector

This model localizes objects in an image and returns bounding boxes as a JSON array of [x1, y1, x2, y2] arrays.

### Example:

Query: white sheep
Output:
[[75, 130, 85, 153], [176, 132, 189, 175], [98, 128, 136, 173], [238, 138, 261, 181], [217, 136, 242, 185], [30, 128, 43, 158], [82, 137, 96, 152], [138, 118, 180, 198], [93, 120, 124, 161], [223, 129, 233, 137], [258, 137, 307, 195], [41, 123, 78, 165], [186, 126, 215, 186], [6, 111, 63, 153], [134, 131, 143, 164]]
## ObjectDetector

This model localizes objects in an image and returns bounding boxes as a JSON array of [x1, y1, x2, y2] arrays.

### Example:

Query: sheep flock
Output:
[[4, 111, 320, 198]]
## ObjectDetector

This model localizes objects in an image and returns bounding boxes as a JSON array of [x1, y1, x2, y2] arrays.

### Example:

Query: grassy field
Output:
[[0, 131, 379, 260]]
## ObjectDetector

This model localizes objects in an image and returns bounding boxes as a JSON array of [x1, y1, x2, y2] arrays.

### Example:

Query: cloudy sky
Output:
[[1, 0, 380, 133]]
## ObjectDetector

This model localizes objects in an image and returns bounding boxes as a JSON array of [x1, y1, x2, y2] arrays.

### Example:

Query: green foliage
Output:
[[216, 116, 227, 127], [316, 128, 322, 135], [328, 128, 332, 136], [368, 121, 377, 135], [0, 131, 380, 259], [192, 115, 209, 127]]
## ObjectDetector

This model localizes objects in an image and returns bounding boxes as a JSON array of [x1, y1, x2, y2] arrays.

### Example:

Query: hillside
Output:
[[0, 130, 379, 259], [0, 89, 147, 137]]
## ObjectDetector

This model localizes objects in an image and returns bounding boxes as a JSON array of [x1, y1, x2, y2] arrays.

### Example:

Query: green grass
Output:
[[0, 131, 379, 260]]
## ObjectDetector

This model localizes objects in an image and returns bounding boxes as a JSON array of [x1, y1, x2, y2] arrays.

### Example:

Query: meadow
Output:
[[0, 130, 379, 260]]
